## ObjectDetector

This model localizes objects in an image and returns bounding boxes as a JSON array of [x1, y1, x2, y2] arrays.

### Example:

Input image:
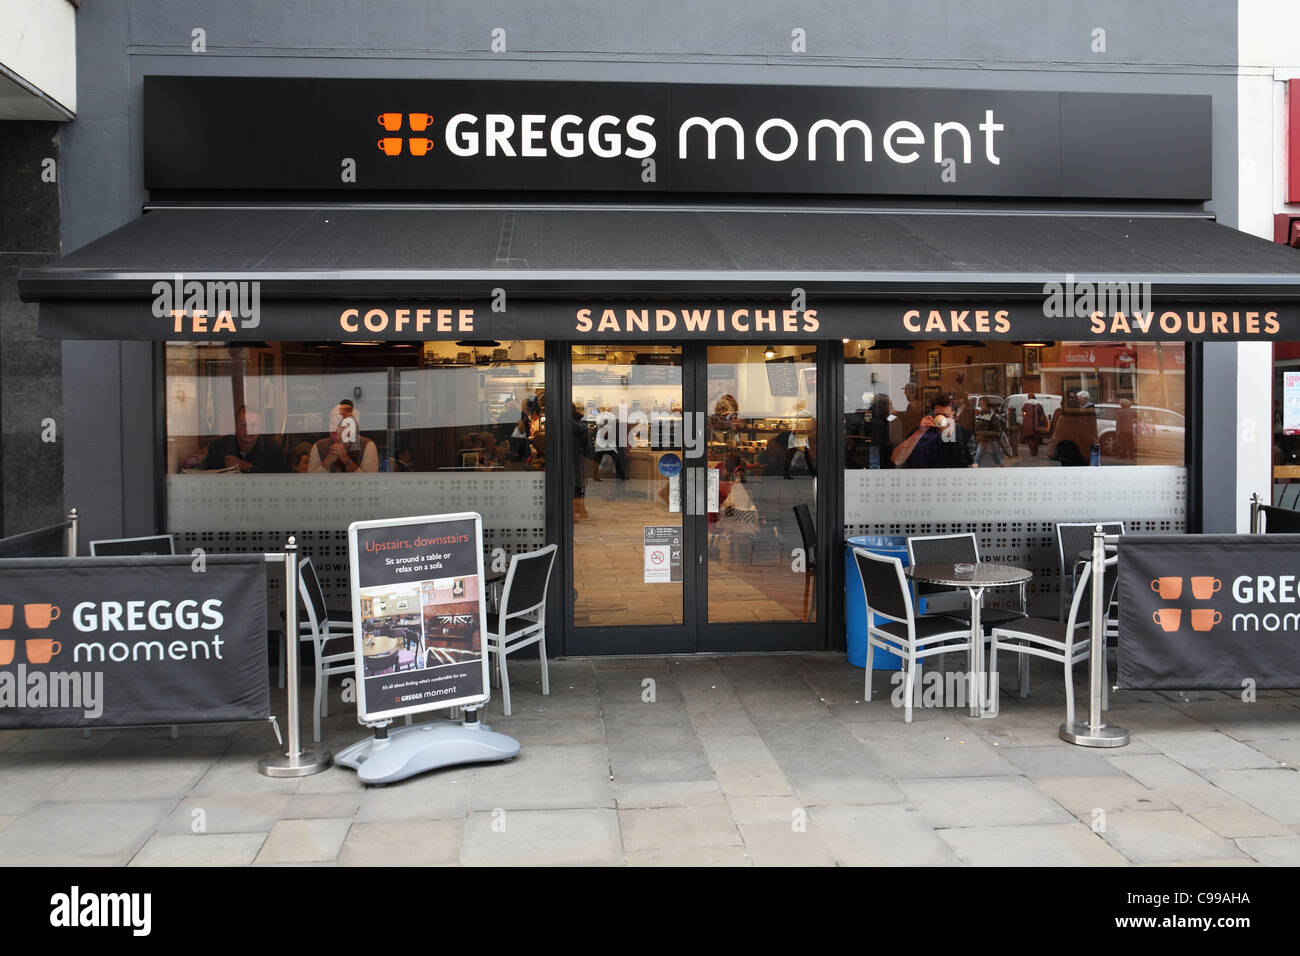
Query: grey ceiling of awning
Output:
[[20, 205, 1300, 300]]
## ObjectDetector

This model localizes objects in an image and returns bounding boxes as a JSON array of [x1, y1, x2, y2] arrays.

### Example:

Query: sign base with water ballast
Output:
[[335, 709, 518, 785], [341, 512, 517, 784]]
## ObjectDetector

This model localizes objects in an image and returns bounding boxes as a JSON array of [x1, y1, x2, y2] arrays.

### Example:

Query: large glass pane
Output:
[[164, 340, 546, 608], [706, 345, 817, 624], [842, 340, 1186, 469], [571, 344, 685, 628]]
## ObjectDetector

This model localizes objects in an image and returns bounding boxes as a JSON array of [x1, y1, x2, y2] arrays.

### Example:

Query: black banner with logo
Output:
[[144, 76, 1211, 200], [349, 514, 486, 721], [1118, 534, 1300, 689], [0, 554, 270, 729]]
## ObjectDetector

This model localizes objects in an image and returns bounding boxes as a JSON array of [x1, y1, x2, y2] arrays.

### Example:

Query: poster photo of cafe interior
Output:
[[19, 74, 1300, 660]]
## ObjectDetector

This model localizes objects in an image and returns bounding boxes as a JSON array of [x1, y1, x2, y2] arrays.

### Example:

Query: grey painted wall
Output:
[[0, 121, 64, 536], [59, 0, 1241, 542]]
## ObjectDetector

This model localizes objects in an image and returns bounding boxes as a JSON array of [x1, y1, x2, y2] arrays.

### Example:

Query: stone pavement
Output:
[[2, 652, 1300, 865]]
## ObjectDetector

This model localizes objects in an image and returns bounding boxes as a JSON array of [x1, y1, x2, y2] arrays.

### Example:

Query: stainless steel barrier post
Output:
[[1060, 525, 1130, 748], [66, 507, 78, 557], [1251, 492, 1263, 534], [259, 536, 332, 776]]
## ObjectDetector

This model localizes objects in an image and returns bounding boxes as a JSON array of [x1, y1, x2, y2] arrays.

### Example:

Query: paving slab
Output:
[[739, 822, 838, 866], [254, 818, 352, 864], [861, 731, 1019, 780], [1234, 835, 1300, 865], [612, 779, 724, 809], [469, 744, 613, 810], [625, 845, 751, 866], [1199, 768, 1300, 824], [1036, 775, 1175, 816], [159, 794, 290, 834], [1096, 810, 1246, 864], [0, 799, 173, 866], [460, 808, 623, 866], [1190, 806, 1292, 839], [280, 792, 363, 820], [618, 804, 742, 851], [336, 820, 462, 866], [1135, 731, 1282, 771], [999, 744, 1133, 780], [130, 832, 267, 867], [899, 775, 1074, 828], [939, 822, 1130, 866], [811, 804, 961, 866], [712, 762, 795, 798]]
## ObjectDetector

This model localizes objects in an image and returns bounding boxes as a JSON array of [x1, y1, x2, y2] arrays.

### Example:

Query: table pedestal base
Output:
[[1059, 721, 1130, 748]]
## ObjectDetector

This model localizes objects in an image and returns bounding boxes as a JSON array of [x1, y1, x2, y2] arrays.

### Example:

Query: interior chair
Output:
[[485, 544, 558, 717], [852, 547, 973, 723], [907, 532, 1029, 692], [297, 557, 358, 743], [793, 503, 817, 623], [989, 555, 1118, 724]]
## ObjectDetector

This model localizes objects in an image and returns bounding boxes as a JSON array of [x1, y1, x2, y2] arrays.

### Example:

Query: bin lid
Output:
[[847, 534, 908, 549]]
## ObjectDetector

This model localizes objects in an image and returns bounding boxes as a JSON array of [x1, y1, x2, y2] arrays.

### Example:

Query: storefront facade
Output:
[[25, 0, 1300, 656]]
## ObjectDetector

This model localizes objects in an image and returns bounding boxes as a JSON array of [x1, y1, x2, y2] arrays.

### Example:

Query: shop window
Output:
[[842, 340, 1186, 470], [166, 341, 547, 475]]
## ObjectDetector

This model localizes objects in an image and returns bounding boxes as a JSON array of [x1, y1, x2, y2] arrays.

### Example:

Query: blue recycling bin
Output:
[[845, 534, 916, 670]]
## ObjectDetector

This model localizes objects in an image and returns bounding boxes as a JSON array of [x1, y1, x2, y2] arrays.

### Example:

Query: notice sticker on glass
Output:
[[644, 526, 683, 584], [1286, 371, 1300, 436]]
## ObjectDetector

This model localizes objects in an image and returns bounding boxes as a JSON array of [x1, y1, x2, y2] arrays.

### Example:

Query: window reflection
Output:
[[166, 340, 547, 474], [843, 340, 1185, 468]]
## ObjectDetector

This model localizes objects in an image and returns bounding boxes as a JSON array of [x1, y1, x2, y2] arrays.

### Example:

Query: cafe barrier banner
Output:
[[0, 554, 269, 729], [348, 512, 488, 723], [1119, 534, 1300, 689]]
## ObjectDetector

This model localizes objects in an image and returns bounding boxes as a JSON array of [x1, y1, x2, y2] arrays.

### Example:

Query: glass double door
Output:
[[566, 342, 823, 655]]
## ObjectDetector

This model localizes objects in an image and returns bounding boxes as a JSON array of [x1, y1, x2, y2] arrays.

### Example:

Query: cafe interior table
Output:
[[905, 562, 1034, 718]]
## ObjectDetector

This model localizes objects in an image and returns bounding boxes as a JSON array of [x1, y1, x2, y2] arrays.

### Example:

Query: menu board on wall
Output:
[[765, 358, 800, 397], [348, 512, 489, 723]]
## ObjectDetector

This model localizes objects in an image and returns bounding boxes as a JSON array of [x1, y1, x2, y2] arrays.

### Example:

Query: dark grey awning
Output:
[[19, 205, 1300, 341]]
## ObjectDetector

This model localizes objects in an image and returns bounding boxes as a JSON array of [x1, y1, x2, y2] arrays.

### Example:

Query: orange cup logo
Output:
[[378, 137, 403, 156], [1150, 577, 1182, 600], [408, 137, 434, 157], [0, 605, 11, 629], [408, 113, 434, 132], [1152, 608, 1182, 632], [1190, 609, 1222, 632], [1190, 576, 1221, 600], [24, 639, 61, 664], [0, 640, 12, 666], [23, 604, 59, 629], [377, 112, 403, 131]]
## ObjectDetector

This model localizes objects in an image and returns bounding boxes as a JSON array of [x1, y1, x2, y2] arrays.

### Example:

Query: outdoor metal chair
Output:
[[486, 544, 558, 717], [989, 555, 1118, 724], [907, 532, 1029, 693], [1055, 521, 1124, 626], [793, 503, 816, 622], [852, 547, 973, 724], [298, 557, 358, 743]]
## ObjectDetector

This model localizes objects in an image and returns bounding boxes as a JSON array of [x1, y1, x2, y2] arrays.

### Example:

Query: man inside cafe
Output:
[[309, 399, 379, 473], [891, 392, 978, 469]]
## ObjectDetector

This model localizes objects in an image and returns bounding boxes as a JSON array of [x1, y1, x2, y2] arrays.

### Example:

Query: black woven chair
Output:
[[852, 547, 973, 723], [1260, 505, 1300, 533]]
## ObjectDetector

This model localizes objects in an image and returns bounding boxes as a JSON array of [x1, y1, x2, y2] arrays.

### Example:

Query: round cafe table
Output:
[[905, 562, 1034, 718]]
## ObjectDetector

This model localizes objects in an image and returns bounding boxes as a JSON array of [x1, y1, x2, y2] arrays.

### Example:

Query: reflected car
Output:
[[1095, 403, 1185, 462]]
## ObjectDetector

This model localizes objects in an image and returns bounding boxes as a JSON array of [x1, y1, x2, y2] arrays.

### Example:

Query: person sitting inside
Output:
[[309, 399, 378, 473], [202, 406, 285, 473], [890, 392, 977, 468]]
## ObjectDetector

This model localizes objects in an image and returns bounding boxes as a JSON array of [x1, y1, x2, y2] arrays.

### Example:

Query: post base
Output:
[[258, 747, 333, 777], [335, 719, 519, 784], [1059, 721, 1130, 748]]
